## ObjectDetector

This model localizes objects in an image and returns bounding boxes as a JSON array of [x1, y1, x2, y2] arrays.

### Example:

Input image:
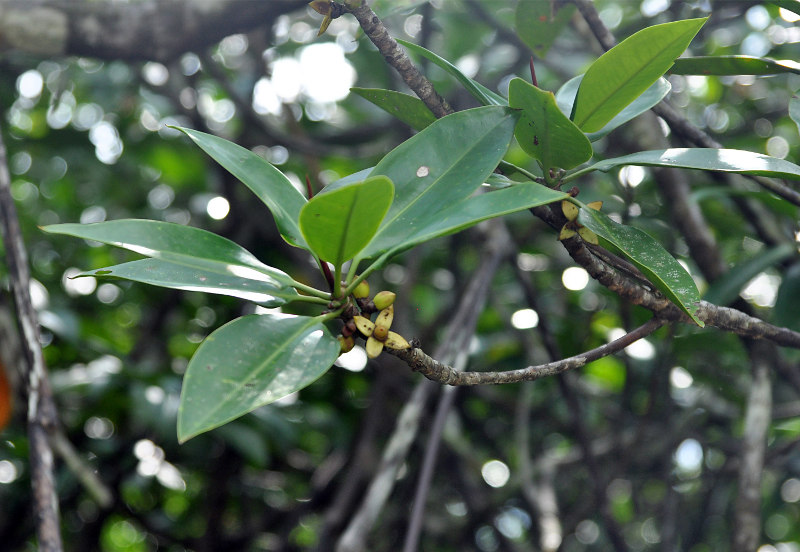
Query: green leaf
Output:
[[571, 18, 707, 132], [359, 106, 518, 259], [508, 78, 592, 171], [790, 94, 800, 136], [382, 182, 567, 254], [350, 87, 436, 131], [576, 205, 703, 326], [775, 263, 800, 331], [43, 220, 299, 303], [174, 127, 308, 249], [670, 56, 800, 76], [557, 76, 671, 141], [299, 176, 394, 266], [578, 148, 800, 181], [79, 258, 298, 307], [395, 38, 507, 106], [178, 314, 340, 443], [703, 243, 796, 306], [515, 0, 575, 57]]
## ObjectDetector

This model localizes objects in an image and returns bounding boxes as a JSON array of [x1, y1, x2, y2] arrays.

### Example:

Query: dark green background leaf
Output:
[[350, 88, 436, 131], [515, 1, 575, 57], [703, 243, 797, 306], [670, 56, 800, 76], [178, 314, 340, 443], [396, 38, 507, 106]]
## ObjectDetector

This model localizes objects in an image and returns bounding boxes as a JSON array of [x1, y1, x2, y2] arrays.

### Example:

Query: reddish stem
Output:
[[305, 174, 314, 199], [529, 57, 538, 88]]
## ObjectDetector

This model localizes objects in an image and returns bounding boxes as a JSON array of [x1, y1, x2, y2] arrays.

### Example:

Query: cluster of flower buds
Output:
[[337, 280, 411, 358]]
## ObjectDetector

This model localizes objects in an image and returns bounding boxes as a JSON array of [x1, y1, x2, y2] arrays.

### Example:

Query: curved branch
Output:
[[389, 318, 666, 386]]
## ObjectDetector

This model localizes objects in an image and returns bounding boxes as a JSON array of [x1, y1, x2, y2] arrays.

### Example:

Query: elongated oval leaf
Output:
[[81, 258, 298, 307], [509, 78, 592, 171], [557, 76, 671, 141], [583, 148, 800, 180], [174, 127, 308, 249], [383, 182, 567, 254], [360, 106, 518, 259], [515, 1, 575, 57], [178, 313, 340, 443], [42, 220, 296, 291], [351, 88, 436, 131], [396, 38, 507, 106], [576, 205, 703, 326], [299, 176, 394, 266], [703, 243, 797, 306], [572, 18, 707, 132], [670, 56, 800, 76]]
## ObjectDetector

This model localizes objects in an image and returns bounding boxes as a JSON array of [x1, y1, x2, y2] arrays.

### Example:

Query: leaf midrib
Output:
[[576, 29, 694, 128], [366, 114, 509, 253]]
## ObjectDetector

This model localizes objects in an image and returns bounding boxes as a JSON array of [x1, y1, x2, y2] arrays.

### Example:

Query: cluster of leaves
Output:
[[43, 15, 800, 444]]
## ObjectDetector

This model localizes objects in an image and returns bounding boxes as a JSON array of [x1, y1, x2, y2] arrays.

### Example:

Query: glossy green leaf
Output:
[[515, 0, 575, 57], [299, 176, 394, 266], [576, 205, 703, 326], [557, 76, 671, 141], [350, 87, 436, 131], [578, 148, 800, 181], [775, 263, 800, 331], [703, 243, 796, 306], [178, 313, 340, 443], [508, 78, 592, 171], [670, 56, 800, 76], [42, 220, 298, 298], [791, 94, 800, 135], [382, 182, 567, 255], [691, 186, 797, 217], [359, 106, 518, 259], [572, 18, 707, 132], [396, 38, 507, 106], [79, 258, 298, 307], [174, 127, 308, 249]]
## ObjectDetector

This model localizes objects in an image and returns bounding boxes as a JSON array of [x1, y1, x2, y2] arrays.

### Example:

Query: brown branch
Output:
[[733, 341, 773, 552], [389, 318, 666, 386], [343, 1, 452, 118], [0, 122, 62, 548]]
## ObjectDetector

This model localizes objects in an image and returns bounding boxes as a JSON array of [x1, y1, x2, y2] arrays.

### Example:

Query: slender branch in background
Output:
[[403, 219, 512, 552], [344, 0, 452, 118], [733, 340, 773, 552], [0, 123, 63, 549]]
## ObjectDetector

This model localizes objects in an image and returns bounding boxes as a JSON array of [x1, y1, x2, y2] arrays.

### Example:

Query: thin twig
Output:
[[0, 122, 63, 549], [389, 317, 666, 385]]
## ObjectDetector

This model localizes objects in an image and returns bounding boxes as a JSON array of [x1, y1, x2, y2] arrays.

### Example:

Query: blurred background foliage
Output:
[[1, 0, 800, 550]]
